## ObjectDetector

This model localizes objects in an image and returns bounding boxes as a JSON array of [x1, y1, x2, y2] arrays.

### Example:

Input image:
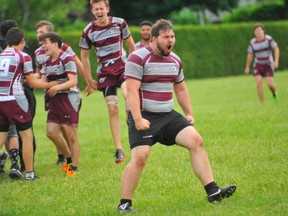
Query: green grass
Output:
[[1, 71, 288, 216]]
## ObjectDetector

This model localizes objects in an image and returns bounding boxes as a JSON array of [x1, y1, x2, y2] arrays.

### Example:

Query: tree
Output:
[[0, 0, 86, 30]]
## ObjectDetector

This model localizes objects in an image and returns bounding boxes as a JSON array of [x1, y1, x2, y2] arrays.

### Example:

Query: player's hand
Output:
[[244, 67, 250, 75], [47, 85, 60, 97], [89, 80, 98, 90], [186, 115, 195, 126], [135, 118, 150, 131], [274, 61, 279, 69], [83, 85, 94, 96]]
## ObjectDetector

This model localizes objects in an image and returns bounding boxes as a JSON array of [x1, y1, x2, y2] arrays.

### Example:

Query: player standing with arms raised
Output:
[[79, 0, 135, 164]]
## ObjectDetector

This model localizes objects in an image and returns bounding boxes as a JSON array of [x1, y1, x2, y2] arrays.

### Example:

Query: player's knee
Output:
[[107, 103, 119, 116], [134, 155, 148, 168], [190, 134, 204, 150], [46, 129, 57, 140]]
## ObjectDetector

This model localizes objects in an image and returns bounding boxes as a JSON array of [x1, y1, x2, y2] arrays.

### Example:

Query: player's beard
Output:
[[156, 41, 170, 57]]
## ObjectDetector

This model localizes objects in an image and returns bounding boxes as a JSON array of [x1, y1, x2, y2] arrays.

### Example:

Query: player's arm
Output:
[[47, 73, 77, 97], [74, 55, 94, 96], [245, 52, 254, 74], [25, 73, 58, 89], [126, 78, 150, 130], [80, 48, 97, 90], [125, 35, 136, 54], [174, 81, 195, 125], [273, 46, 279, 69]]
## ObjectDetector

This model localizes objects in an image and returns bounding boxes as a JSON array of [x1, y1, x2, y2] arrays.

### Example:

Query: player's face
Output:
[[42, 38, 58, 57], [154, 29, 175, 57], [36, 26, 49, 42], [140, 25, 151, 41], [254, 27, 264, 40], [91, 1, 110, 26]]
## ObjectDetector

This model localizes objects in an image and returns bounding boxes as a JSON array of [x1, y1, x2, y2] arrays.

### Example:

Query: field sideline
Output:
[[0, 71, 287, 215]]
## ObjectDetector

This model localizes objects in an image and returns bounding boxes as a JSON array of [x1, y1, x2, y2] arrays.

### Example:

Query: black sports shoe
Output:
[[0, 152, 8, 173], [9, 168, 24, 180], [55, 157, 66, 165], [208, 185, 237, 202], [117, 202, 136, 214]]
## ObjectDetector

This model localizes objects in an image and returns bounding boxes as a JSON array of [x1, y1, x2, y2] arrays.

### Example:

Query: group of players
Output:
[[1, 0, 281, 213]]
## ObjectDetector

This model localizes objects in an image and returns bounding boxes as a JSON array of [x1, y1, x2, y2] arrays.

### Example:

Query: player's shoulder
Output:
[[250, 37, 257, 44], [131, 46, 152, 58], [34, 46, 44, 55], [111, 16, 125, 25], [265, 34, 273, 40], [82, 21, 94, 32], [170, 52, 181, 61]]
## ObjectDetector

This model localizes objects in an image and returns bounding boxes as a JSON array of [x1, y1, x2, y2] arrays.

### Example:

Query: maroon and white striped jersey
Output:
[[125, 47, 184, 113], [79, 16, 131, 64], [247, 34, 277, 67], [40, 51, 79, 94], [0, 48, 33, 100], [35, 43, 75, 69], [135, 41, 146, 50]]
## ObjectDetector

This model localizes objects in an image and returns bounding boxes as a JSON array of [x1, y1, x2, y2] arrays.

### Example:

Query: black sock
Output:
[[58, 154, 65, 160], [9, 148, 19, 169], [204, 181, 219, 195], [120, 199, 132, 206], [71, 166, 78, 171], [66, 157, 72, 164]]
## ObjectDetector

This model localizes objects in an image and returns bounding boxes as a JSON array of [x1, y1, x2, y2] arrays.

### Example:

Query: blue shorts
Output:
[[128, 110, 192, 149]]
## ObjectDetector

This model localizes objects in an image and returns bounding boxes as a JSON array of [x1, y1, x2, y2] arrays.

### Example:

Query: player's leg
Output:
[[46, 122, 71, 164], [254, 75, 264, 103], [176, 125, 236, 202], [103, 86, 125, 164], [61, 125, 80, 176], [118, 145, 150, 212], [0, 124, 9, 174], [6, 126, 23, 179], [17, 123, 35, 180], [266, 76, 277, 99]]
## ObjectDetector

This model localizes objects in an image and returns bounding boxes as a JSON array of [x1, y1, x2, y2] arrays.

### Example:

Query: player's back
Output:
[[0, 48, 32, 97]]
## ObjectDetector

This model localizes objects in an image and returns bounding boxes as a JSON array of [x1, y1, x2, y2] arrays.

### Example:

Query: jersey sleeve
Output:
[[125, 52, 143, 81], [79, 23, 93, 50]]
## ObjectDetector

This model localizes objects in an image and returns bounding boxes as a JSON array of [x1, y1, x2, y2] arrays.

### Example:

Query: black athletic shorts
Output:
[[128, 109, 192, 149]]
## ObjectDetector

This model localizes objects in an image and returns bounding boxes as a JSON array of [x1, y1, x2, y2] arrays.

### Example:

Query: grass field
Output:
[[0, 71, 287, 216]]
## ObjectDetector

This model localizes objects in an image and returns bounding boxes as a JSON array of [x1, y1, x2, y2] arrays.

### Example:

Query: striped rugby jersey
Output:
[[40, 51, 79, 93], [79, 16, 131, 64], [34, 43, 75, 69], [247, 34, 277, 66], [0, 48, 33, 99], [125, 46, 184, 113]]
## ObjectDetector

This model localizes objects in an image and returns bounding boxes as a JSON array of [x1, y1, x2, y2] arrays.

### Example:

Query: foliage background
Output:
[[22, 20, 288, 89]]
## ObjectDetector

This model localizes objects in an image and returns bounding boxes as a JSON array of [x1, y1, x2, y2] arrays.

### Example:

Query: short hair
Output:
[[0, 20, 18, 37], [90, 0, 109, 7], [35, 20, 55, 32], [253, 23, 264, 31], [38, 32, 62, 48], [6, 27, 24, 46], [139, 20, 153, 27], [151, 19, 173, 38]]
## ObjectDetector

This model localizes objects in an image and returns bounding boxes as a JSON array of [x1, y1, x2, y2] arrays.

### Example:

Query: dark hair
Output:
[[253, 23, 264, 31], [139, 20, 153, 27], [151, 19, 173, 38], [6, 27, 24, 46], [38, 32, 62, 48], [1, 20, 18, 37]]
